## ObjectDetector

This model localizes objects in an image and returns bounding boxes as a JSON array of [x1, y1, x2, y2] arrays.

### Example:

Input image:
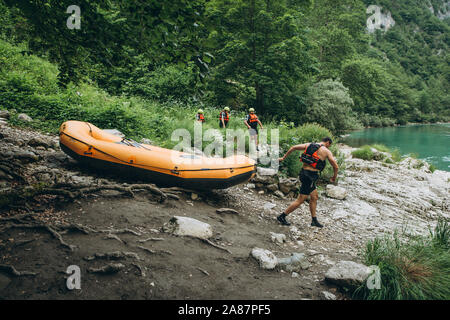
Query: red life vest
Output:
[[300, 143, 326, 171], [197, 113, 205, 122], [219, 111, 229, 121], [248, 113, 258, 123]]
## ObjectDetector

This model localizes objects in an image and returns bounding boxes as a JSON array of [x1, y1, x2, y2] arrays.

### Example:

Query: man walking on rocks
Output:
[[277, 137, 338, 228]]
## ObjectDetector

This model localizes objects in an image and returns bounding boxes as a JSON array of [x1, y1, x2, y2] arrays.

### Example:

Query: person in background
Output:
[[244, 108, 263, 150], [196, 109, 205, 123], [219, 107, 230, 128]]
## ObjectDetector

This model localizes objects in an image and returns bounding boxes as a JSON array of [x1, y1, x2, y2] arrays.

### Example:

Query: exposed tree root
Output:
[[197, 267, 210, 276], [88, 263, 125, 274], [0, 264, 38, 277], [84, 251, 141, 261], [104, 233, 124, 244], [0, 223, 76, 251], [132, 263, 146, 277], [201, 239, 232, 254], [138, 237, 165, 243], [100, 228, 142, 236], [1, 180, 169, 211]]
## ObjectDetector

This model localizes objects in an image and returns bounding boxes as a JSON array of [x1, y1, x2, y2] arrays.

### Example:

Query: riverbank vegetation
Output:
[[355, 218, 450, 300]]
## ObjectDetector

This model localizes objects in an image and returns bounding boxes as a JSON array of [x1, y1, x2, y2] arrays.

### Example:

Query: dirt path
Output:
[[1, 187, 356, 299]]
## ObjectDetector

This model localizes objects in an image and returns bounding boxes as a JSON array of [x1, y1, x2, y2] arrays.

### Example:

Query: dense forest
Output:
[[0, 0, 449, 137]]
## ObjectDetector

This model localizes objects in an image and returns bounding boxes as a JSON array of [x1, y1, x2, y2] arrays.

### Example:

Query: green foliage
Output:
[[1, 0, 449, 142], [205, 0, 317, 118], [354, 218, 450, 300], [351, 145, 375, 160], [305, 79, 361, 135]]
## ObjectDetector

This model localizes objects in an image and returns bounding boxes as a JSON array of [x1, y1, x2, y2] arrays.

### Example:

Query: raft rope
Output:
[[59, 131, 255, 173]]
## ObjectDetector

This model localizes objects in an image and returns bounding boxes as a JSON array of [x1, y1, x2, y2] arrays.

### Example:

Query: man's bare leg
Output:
[[285, 194, 308, 215], [277, 194, 308, 226], [309, 189, 323, 228], [309, 189, 318, 218]]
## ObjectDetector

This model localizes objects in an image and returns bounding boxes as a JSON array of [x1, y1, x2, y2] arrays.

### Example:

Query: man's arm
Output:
[[327, 151, 339, 182], [257, 119, 263, 129], [244, 116, 250, 129], [279, 143, 308, 162]]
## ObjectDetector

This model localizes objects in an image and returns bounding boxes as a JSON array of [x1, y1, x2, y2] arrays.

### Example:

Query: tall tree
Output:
[[206, 0, 316, 117]]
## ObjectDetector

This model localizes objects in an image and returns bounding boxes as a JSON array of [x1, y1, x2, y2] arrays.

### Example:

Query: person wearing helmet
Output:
[[244, 108, 263, 150], [196, 109, 205, 123], [219, 107, 230, 128]]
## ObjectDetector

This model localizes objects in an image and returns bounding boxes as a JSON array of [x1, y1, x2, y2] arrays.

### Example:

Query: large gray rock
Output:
[[163, 216, 213, 240], [325, 261, 371, 289], [251, 173, 278, 185], [279, 177, 299, 194], [27, 137, 51, 148], [326, 185, 347, 200], [0, 110, 10, 119], [251, 248, 278, 270], [17, 113, 32, 122], [277, 253, 311, 272], [266, 183, 279, 192]]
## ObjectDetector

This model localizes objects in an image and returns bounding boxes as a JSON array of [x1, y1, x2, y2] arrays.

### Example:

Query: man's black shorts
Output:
[[249, 125, 258, 136], [299, 169, 319, 195], [219, 120, 228, 128]]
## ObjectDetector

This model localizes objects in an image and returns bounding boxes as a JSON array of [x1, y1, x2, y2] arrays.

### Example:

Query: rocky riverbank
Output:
[[0, 117, 448, 299]]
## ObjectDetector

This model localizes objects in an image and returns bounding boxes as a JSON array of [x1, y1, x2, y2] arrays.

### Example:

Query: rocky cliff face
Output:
[[428, 0, 450, 20], [366, 5, 396, 33]]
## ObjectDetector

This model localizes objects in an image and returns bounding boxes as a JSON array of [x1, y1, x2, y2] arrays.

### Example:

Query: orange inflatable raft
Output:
[[59, 121, 256, 189]]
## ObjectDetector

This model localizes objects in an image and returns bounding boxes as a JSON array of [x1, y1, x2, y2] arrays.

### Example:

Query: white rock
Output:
[[263, 202, 276, 210], [366, 5, 395, 33], [291, 272, 300, 278], [325, 261, 371, 289], [270, 232, 286, 244], [321, 291, 337, 300], [163, 216, 212, 240], [246, 183, 256, 189], [251, 248, 278, 270], [277, 253, 311, 271], [18, 113, 32, 122], [326, 185, 347, 200]]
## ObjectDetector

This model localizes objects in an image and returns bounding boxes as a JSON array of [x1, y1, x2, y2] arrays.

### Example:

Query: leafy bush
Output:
[[352, 145, 375, 160], [305, 79, 361, 135]]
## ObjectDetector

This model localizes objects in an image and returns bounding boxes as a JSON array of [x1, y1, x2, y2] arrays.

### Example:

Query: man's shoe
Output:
[[277, 213, 291, 226], [311, 219, 323, 228]]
